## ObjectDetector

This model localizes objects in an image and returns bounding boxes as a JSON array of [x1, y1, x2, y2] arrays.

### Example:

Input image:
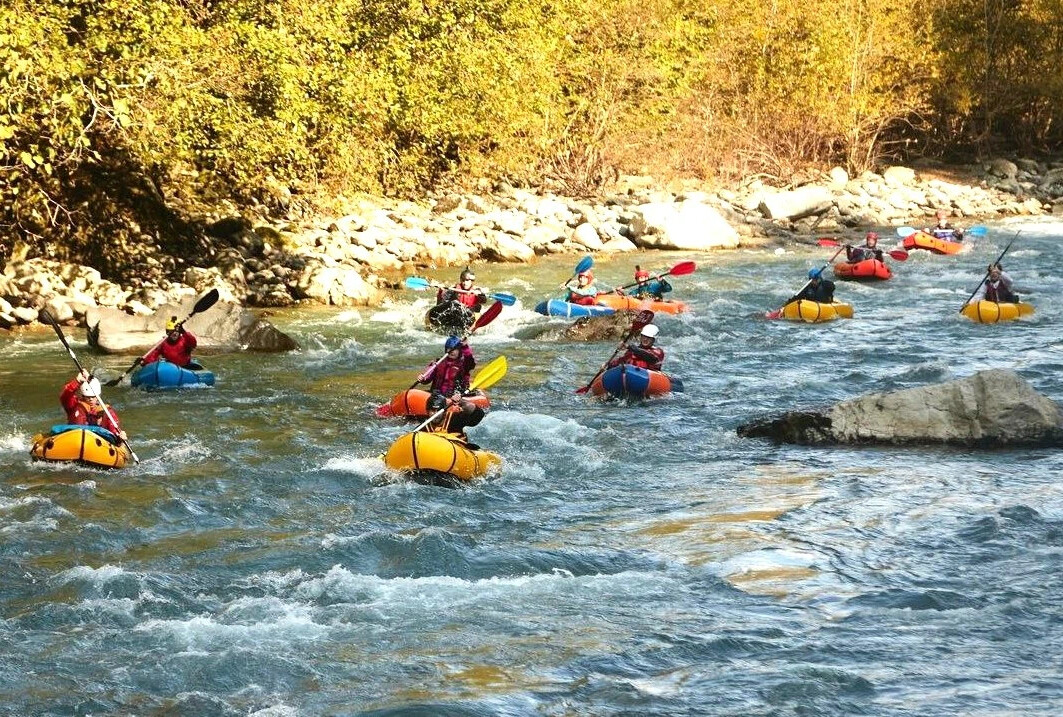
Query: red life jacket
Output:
[[144, 332, 198, 367], [437, 286, 482, 309], [59, 380, 122, 433], [429, 350, 475, 396], [617, 346, 665, 371]]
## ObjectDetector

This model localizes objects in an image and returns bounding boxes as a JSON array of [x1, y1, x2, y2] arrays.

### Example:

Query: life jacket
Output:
[[429, 354, 473, 396], [60, 379, 122, 433], [566, 286, 598, 305], [619, 345, 665, 371], [144, 333, 197, 367], [847, 246, 881, 263], [984, 280, 1016, 303], [930, 226, 961, 241]]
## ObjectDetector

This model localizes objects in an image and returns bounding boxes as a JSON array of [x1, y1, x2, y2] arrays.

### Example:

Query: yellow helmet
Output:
[[165, 316, 179, 332]]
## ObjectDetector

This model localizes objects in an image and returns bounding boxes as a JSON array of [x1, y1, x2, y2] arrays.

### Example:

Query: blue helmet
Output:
[[808, 268, 823, 280], [445, 336, 462, 352]]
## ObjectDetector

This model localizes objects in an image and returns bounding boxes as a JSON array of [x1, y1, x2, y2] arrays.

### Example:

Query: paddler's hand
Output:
[[77, 368, 92, 383], [118, 430, 128, 441], [449, 391, 461, 404]]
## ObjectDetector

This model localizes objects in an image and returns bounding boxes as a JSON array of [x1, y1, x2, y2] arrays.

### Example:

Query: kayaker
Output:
[[564, 270, 601, 306], [925, 210, 964, 242], [631, 265, 672, 300], [790, 268, 836, 304], [975, 264, 1019, 303], [417, 336, 478, 397], [422, 392, 485, 447], [60, 370, 127, 441], [609, 324, 665, 371], [846, 232, 884, 262], [436, 267, 486, 313], [143, 316, 199, 368]]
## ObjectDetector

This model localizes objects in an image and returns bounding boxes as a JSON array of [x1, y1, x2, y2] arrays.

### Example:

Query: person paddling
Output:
[[924, 210, 964, 242], [143, 316, 199, 368], [629, 265, 672, 300], [564, 270, 602, 306], [421, 392, 486, 448], [790, 268, 837, 303], [417, 336, 479, 398], [608, 324, 665, 371], [975, 264, 1019, 303], [60, 370, 127, 442], [436, 267, 487, 313], [846, 232, 884, 263]]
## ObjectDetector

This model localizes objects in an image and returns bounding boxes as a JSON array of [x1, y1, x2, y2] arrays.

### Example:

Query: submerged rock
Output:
[[737, 369, 1063, 448], [85, 299, 299, 354]]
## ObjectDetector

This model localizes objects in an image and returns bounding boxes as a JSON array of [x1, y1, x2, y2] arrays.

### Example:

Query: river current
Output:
[[2, 219, 1061, 715]]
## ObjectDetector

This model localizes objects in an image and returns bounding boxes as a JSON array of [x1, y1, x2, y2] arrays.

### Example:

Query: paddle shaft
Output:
[[576, 311, 654, 394], [614, 262, 695, 292], [959, 231, 1021, 312], [42, 312, 139, 463]]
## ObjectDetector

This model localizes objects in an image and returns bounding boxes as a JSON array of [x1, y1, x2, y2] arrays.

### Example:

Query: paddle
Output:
[[575, 309, 654, 394], [404, 277, 517, 306], [615, 261, 697, 292], [765, 245, 847, 320], [412, 355, 508, 432], [816, 239, 908, 261], [375, 300, 504, 417], [39, 310, 140, 464], [897, 225, 987, 239], [959, 231, 1021, 312], [104, 289, 221, 387]]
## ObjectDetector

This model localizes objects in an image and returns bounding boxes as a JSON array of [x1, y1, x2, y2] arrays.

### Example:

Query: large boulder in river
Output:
[[758, 186, 833, 221], [85, 299, 299, 354], [628, 201, 739, 250], [523, 312, 640, 342], [737, 369, 1063, 448]]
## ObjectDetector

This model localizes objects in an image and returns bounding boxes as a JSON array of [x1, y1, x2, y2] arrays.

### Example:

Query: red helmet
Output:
[[635, 269, 650, 280], [866, 232, 879, 244], [578, 270, 593, 281]]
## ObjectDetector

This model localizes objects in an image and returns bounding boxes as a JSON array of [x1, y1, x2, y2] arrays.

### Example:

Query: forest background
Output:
[[2, 0, 1062, 276]]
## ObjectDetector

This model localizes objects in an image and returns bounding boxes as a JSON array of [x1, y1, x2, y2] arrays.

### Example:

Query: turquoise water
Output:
[[2, 221, 1062, 715]]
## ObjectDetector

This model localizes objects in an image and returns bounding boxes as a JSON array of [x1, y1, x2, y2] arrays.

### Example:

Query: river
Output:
[[2, 219, 1061, 715]]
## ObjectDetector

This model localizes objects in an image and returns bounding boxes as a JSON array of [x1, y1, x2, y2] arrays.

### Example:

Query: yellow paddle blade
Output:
[[471, 355, 507, 392]]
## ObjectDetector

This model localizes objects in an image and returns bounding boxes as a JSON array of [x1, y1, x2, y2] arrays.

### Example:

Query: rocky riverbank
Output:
[[3, 158, 1062, 334]]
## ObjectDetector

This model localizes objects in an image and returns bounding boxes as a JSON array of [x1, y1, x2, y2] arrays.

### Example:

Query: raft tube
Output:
[[131, 360, 215, 390], [780, 300, 854, 323], [902, 231, 964, 255], [384, 431, 501, 483], [590, 365, 684, 399], [833, 259, 892, 281], [593, 293, 689, 314], [960, 300, 1035, 323], [534, 299, 616, 318], [30, 425, 131, 469], [385, 389, 491, 418], [424, 300, 476, 335]]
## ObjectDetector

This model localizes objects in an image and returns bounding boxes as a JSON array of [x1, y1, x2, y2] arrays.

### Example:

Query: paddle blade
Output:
[[470, 355, 507, 392], [817, 239, 842, 247], [967, 225, 988, 237], [667, 261, 697, 276], [765, 309, 782, 320], [888, 249, 909, 261], [633, 309, 654, 327], [896, 226, 916, 238], [193, 288, 221, 315], [490, 292, 517, 306], [404, 277, 432, 291], [574, 255, 593, 275], [375, 403, 393, 417], [472, 300, 504, 331]]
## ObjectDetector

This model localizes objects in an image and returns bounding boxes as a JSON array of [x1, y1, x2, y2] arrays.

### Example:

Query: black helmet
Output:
[[427, 392, 447, 412]]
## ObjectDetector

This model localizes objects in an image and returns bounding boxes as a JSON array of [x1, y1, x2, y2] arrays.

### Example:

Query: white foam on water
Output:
[[249, 706, 300, 717], [1, 517, 58, 533], [320, 454, 384, 478], [136, 598, 329, 649], [56, 563, 132, 586]]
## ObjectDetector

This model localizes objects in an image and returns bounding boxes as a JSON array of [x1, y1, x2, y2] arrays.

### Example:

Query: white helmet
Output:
[[78, 377, 102, 398], [640, 324, 660, 339]]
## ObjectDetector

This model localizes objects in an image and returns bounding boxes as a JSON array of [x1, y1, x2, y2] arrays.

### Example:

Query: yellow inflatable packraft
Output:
[[781, 300, 854, 323], [384, 431, 501, 482], [960, 300, 1035, 324], [30, 427, 131, 469]]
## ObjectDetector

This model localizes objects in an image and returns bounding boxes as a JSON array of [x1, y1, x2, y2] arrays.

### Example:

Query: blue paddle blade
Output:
[[490, 292, 517, 306], [967, 225, 988, 237], [575, 255, 593, 274], [405, 277, 431, 290], [896, 226, 916, 238]]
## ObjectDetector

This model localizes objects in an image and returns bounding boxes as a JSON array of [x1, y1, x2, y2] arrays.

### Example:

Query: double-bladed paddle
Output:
[[105, 288, 221, 387], [765, 245, 847, 320], [39, 310, 140, 464], [897, 225, 987, 239], [575, 309, 654, 394], [404, 277, 517, 306], [412, 355, 508, 432], [959, 231, 1021, 312], [614, 261, 697, 292], [816, 239, 908, 261], [375, 300, 505, 417]]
